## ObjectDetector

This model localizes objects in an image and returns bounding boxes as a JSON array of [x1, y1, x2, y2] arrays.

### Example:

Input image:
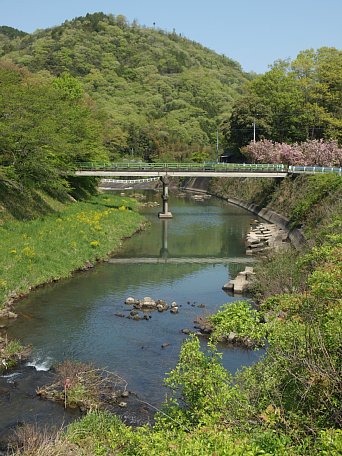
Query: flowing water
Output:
[[1, 191, 262, 434]]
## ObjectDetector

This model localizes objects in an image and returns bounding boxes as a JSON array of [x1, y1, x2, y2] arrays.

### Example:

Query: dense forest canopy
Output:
[[0, 12, 341, 190], [225, 48, 342, 151], [0, 12, 250, 162]]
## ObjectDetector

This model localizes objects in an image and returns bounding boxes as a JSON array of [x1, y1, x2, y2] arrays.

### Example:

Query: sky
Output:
[[1, 0, 341, 73]]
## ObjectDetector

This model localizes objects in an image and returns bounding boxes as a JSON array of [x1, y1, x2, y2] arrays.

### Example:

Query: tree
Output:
[[0, 12, 249, 162], [225, 48, 342, 154], [0, 62, 107, 193], [224, 92, 272, 149]]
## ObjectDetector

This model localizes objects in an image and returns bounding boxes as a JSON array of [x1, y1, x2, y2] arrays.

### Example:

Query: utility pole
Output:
[[216, 128, 219, 163], [253, 119, 256, 143]]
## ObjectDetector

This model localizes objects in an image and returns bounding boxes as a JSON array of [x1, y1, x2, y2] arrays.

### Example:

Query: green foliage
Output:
[[211, 174, 342, 239], [251, 247, 307, 300], [226, 48, 342, 150], [210, 300, 266, 346], [57, 178, 341, 455], [66, 411, 131, 454], [0, 193, 144, 308], [210, 176, 279, 208], [1, 13, 249, 161], [162, 336, 234, 427], [2, 339, 22, 356], [1, 16, 341, 454], [0, 26, 27, 39], [0, 338, 29, 372], [289, 175, 342, 228], [0, 61, 107, 197], [52, 72, 84, 100]]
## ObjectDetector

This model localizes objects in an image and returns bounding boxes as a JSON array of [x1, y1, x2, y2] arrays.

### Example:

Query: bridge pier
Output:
[[158, 175, 173, 219]]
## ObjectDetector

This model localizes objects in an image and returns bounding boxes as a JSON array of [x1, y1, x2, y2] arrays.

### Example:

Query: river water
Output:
[[2, 191, 262, 434]]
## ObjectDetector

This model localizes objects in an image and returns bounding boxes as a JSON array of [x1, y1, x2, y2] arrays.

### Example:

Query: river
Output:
[[1, 191, 262, 437]]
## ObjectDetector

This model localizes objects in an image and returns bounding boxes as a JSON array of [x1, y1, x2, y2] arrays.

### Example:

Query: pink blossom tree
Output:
[[245, 139, 342, 167]]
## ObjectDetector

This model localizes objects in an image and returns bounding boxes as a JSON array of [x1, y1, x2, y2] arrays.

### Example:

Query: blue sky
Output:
[[1, 0, 341, 73]]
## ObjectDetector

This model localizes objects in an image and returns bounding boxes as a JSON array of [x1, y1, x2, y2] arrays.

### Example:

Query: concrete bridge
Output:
[[76, 162, 289, 179], [75, 162, 341, 218]]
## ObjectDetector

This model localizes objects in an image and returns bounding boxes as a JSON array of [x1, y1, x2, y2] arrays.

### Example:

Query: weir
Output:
[[108, 257, 255, 264]]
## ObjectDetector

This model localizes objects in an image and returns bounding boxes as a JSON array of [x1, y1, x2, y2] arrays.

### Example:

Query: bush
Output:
[[210, 300, 266, 347]]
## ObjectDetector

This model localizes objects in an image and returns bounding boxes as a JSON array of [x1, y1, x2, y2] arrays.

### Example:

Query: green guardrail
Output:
[[75, 162, 287, 172], [74, 162, 341, 175]]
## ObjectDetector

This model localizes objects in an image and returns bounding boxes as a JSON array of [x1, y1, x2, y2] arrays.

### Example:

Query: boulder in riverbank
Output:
[[246, 222, 287, 255], [125, 297, 170, 313], [0, 306, 18, 320], [223, 267, 255, 294]]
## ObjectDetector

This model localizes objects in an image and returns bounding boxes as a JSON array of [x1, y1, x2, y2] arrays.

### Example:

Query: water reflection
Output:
[[8, 192, 262, 406], [160, 220, 169, 258]]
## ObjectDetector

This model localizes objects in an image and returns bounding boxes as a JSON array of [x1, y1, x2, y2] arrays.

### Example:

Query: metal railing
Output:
[[75, 162, 342, 175], [75, 162, 287, 172], [288, 165, 342, 175], [101, 177, 160, 184]]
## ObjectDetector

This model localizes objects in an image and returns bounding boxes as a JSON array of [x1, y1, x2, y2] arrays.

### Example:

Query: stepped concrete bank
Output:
[[182, 177, 306, 249]]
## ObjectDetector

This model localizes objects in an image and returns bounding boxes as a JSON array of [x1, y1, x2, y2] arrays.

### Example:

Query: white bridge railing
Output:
[[101, 177, 160, 184]]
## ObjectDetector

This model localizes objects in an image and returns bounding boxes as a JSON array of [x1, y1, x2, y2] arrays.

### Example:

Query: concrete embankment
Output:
[[181, 177, 306, 249]]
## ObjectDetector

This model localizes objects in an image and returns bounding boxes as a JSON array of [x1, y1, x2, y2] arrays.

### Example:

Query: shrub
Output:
[[209, 300, 266, 347]]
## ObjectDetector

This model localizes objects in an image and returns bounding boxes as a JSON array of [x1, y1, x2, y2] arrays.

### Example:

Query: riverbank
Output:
[[208, 174, 341, 242], [2, 180, 341, 455], [0, 193, 146, 311], [183, 174, 341, 245], [0, 193, 146, 371]]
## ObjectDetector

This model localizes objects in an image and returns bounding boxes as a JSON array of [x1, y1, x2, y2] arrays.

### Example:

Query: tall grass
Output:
[[0, 194, 145, 308]]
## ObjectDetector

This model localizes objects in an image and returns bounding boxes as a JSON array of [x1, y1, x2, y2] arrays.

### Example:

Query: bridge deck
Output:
[[76, 170, 287, 178], [74, 162, 342, 177]]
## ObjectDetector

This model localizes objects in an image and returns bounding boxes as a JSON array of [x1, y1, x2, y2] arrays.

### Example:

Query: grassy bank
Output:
[[0, 193, 145, 310], [5, 177, 342, 455], [40, 178, 339, 456], [210, 174, 342, 239]]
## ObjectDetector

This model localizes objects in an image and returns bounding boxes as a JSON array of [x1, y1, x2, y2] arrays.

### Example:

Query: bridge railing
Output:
[[75, 162, 287, 172], [101, 177, 160, 184], [75, 162, 342, 175], [288, 165, 342, 175]]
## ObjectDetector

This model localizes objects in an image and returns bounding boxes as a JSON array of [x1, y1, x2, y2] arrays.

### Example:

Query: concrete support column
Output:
[[158, 175, 173, 219]]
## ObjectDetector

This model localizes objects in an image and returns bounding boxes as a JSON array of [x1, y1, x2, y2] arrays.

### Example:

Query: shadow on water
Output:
[[2, 191, 263, 436]]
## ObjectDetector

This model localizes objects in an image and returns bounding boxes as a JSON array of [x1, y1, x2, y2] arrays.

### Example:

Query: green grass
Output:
[[0, 193, 145, 308], [0, 338, 30, 372]]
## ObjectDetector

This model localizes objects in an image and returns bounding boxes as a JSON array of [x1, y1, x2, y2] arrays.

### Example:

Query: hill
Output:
[[0, 26, 27, 39], [0, 12, 250, 162]]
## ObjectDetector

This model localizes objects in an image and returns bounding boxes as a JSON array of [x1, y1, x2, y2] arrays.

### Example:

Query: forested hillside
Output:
[[0, 12, 249, 162], [224, 47, 342, 151]]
